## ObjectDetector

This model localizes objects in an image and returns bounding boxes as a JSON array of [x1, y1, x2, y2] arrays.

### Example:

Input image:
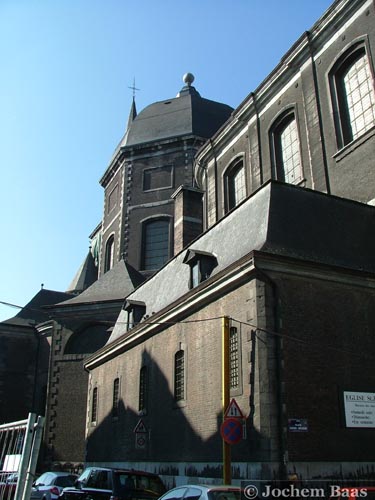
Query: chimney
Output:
[[172, 186, 204, 254]]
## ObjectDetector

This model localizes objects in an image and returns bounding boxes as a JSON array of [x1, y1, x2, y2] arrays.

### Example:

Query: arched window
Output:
[[271, 110, 302, 184], [112, 378, 120, 418], [91, 387, 98, 424], [141, 218, 170, 271], [174, 350, 185, 402], [229, 327, 239, 390], [224, 159, 246, 212], [104, 235, 115, 273], [139, 366, 148, 413], [330, 45, 375, 148]]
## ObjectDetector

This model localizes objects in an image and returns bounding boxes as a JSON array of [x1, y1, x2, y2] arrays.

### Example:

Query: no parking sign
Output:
[[220, 417, 243, 444]]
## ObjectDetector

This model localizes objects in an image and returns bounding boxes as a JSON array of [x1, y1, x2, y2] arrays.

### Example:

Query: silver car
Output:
[[158, 485, 242, 500], [31, 472, 77, 500]]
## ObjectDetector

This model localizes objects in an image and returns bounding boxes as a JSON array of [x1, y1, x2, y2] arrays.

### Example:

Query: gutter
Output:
[[84, 256, 256, 370]]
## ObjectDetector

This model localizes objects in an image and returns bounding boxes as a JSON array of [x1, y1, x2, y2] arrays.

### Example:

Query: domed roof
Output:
[[122, 75, 233, 147]]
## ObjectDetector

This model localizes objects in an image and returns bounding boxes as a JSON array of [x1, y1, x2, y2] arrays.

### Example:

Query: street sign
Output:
[[220, 417, 243, 444], [288, 418, 308, 432], [133, 419, 147, 433], [135, 433, 147, 449], [224, 398, 244, 419]]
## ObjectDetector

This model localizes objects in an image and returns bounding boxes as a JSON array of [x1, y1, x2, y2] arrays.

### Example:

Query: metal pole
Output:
[[14, 413, 36, 500], [21, 416, 45, 500], [222, 316, 231, 485]]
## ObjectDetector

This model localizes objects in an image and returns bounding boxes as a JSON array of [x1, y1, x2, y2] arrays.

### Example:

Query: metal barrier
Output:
[[0, 414, 45, 500]]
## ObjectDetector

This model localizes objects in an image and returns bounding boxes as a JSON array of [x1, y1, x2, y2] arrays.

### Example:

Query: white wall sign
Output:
[[344, 391, 375, 428]]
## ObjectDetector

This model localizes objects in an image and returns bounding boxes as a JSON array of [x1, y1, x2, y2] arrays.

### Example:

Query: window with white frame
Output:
[[225, 159, 246, 212], [331, 45, 375, 148], [271, 111, 302, 184]]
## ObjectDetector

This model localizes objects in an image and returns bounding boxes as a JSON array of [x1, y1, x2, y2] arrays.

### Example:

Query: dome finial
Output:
[[183, 73, 195, 86]]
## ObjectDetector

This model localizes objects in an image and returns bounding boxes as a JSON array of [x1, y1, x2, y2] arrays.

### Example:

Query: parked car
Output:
[[158, 485, 242, 500], [30, 472, 78, 500], [59, 467, 166, 500]]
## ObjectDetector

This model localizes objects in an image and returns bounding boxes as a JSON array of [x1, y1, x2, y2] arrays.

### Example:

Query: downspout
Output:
[[306, 30, 331, 194], [209, 139, 219, 222], [254, 262, 288, 480], [250, 92, 264, 186], [194, 159, 208, 230]]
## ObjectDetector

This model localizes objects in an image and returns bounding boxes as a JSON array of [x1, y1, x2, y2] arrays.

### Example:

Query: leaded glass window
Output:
[[142, 219, 170, 270], [174, 350, 185, 401]]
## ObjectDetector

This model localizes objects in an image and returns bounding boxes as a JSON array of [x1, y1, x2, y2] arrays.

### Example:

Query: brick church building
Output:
[[1, 0, 375, 484]]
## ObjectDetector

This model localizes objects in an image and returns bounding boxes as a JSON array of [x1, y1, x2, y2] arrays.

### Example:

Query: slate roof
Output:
[[1, 289, 74, 327], [66, 250, 98, 294], [55, 259, 145, 306], [120, 84, 233, 148], [108, 181, 375, 343]]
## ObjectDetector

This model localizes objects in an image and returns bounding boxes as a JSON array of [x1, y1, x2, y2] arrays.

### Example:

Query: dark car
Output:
[[59, 467, 166, 500]]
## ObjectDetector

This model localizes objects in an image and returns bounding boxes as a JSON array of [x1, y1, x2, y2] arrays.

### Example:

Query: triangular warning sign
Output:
[[133, 418, 147, 433], [224, 398, 244, 419]]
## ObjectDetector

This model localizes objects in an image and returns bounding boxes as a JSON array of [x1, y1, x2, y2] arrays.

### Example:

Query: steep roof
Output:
[[66, 250, 98, 294], [1, 289, 74, 326], [108, 181, 375, 343], [54, 259, 145, 306]]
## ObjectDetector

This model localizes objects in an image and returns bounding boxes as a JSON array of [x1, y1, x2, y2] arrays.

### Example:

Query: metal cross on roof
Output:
[[128, 78, 140, 99]]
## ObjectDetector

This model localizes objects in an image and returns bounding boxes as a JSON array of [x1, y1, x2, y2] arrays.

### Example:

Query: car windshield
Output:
[[116, 474, 165, 496], [55, 476, 77, 487], [208, 489, 242, 500]]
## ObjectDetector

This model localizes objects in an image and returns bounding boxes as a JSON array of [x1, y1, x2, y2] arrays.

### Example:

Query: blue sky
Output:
[[0, 0, 333, 321]]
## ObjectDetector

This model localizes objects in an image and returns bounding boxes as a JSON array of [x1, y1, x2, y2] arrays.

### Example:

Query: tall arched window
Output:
[[271, 110, 302, 184], [112, 378, 120, 418], [224, 159, 246, 213], [91, 387, 98, 424], [331, 45, 375, 148], [104, 235, 115, 273], [174, 350, 185, 402], [139, 366, 148, 413], [141, 219, 170, 271]]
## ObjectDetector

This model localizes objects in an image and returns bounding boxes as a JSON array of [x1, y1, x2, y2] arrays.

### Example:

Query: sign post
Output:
[[222, 316, 231, 485], [133, 419, 147, 450]]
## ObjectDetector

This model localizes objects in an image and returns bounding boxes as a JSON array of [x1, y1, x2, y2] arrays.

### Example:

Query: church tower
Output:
[[36, 74, 233, 469], [97, 73, 233, 279]]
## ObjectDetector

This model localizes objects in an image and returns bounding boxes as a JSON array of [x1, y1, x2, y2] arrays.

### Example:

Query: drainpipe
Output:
[[254, 263, 288, 480], [209, 139, 219, 222], [306, 31, 331, 194], [250, 92, 264, 186]]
